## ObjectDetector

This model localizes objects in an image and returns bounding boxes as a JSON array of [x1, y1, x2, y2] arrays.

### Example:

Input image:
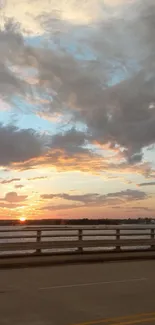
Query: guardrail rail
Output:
[[0, 225, 155, 257]]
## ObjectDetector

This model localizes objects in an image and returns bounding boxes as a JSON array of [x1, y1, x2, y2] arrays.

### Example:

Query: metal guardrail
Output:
[[0, 225, 155, 256]]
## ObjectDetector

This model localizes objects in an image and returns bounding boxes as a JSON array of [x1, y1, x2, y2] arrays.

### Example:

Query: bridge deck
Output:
[[0, 260, 155, 325]]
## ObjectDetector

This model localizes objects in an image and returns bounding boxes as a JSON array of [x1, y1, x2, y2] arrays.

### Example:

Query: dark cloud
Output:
[[11, 126, 153, 176], [138, 182, 155, 187], [26, 0, 155, 163], [11, 134, 106, 173], [0, 123, 105, 173], [0, 124, 45, 166], [0, 178, 20, 184], [51, 128, 90, 154], [0, 20, 32, 103], [0, 62, 25, 100], [0, 192, 27, 203], [0, 2, 155, 174]]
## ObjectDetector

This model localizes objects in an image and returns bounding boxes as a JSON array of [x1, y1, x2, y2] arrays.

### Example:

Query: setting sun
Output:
[[19, 217, 26, 222]]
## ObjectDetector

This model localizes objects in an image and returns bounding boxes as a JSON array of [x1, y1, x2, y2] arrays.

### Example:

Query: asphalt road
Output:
[[0, 260, 155, 325]]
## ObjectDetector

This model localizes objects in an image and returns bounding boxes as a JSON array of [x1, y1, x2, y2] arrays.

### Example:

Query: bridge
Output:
[[0, 225, 155, 267], [0, 225, 155, 325], [0, 260, 155, 325]]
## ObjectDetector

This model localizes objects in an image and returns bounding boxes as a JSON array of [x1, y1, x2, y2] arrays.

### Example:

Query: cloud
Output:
[[14, 184, 24, 189], [28, 176, 48, 181], [0, 20, 32, 105], [8, 127, 106, 172], [0, 192, 27, 203], [0, 0, 155, 177], [0, 122, 151, 176], [51, 128, 90, 153], [4, 124, 151, 176], [138, 182, 155, 187], [3, 0, 114, 34], [41, 192, 100, 203], [0, 62, 27, 101], [0, 124, 46, 167], [0, 178, 20, 184], [12, 147, 153, 176], [127, 206, 154, 212], [40, 203, 82, 211], [6, 1, 154, 165], [41, 189, 148, 211], [48, 189, 148, 202], [40, 2, 155, 158], [106, 189, 147, 201], [0, 202, 26, 209]]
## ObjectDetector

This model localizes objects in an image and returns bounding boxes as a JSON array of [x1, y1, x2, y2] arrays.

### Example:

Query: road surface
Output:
[[0, 260, 155, 325]]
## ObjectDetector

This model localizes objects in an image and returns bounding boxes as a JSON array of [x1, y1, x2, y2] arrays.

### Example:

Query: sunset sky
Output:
[[0, 0, 155, 220]]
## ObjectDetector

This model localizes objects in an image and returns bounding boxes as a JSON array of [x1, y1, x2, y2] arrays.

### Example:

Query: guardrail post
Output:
[[78, 229, 83, 253], [115, 229, 121, 251], [151, 229, 155, 250], [36, 230, 41, 254]]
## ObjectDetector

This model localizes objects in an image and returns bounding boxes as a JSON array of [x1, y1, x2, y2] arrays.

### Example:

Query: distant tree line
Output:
[[0, 217, 154, 226]]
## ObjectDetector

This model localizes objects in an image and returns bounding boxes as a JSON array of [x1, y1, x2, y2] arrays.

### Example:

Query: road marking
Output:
[[39, 277, 147, 290], [71, 312, 155, 325], [110, 317, 155, 325]]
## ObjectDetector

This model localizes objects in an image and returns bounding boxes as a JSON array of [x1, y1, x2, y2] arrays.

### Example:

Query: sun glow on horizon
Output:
[[19, 217, 26, 222]]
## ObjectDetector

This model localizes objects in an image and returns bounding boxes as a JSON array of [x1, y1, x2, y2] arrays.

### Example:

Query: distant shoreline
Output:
[[0, 218, 154, 226]]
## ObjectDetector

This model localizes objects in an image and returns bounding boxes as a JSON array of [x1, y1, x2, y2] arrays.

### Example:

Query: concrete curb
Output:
[[0, 250, 155, 269]]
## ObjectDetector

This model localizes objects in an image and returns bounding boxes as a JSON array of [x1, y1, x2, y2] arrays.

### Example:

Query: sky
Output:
[[0, 0, 155, 220]]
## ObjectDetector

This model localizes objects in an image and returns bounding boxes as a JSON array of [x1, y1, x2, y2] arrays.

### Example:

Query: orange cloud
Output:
[[0, 192, 27, 203], [11, 148, 153, 178]]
